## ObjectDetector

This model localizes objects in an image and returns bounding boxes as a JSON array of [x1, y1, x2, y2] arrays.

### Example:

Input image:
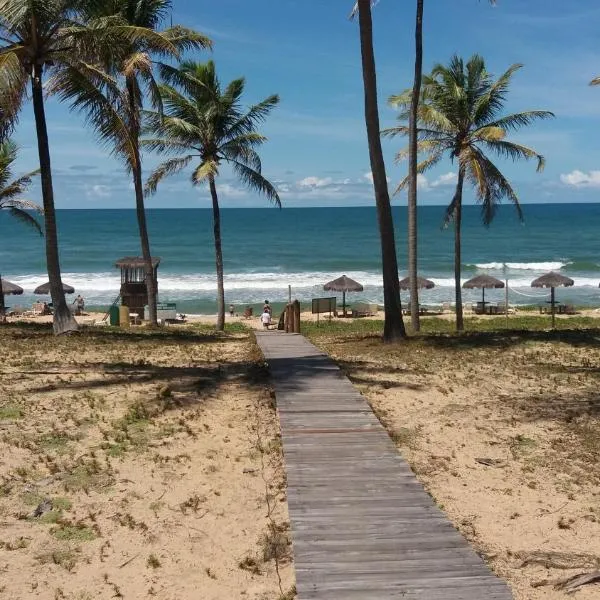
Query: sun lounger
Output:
[[352, 302, 378, 317]]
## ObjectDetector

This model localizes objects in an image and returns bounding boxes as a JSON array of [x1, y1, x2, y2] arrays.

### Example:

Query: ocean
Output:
[[1, 204, 599, 314]]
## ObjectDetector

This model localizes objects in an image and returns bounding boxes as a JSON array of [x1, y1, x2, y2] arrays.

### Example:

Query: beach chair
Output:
[[243, 306, 253, 319], [464, 302, 473, 314]]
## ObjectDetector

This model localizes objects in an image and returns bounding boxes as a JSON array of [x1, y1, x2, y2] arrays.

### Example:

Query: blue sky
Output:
[[12, 0, 600, 208]]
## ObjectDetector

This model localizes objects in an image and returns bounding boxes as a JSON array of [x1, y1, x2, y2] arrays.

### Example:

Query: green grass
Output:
[[0, 404, 23, 420], [51, 523, 96, 542], [302, 315, 600, 339]]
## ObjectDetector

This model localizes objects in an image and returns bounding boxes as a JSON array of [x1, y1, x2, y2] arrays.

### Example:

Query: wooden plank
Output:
[[255, 332, 513, 600]]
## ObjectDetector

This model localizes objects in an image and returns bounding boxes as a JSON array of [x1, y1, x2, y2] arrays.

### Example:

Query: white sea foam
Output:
[[469, 261, 568, 271]]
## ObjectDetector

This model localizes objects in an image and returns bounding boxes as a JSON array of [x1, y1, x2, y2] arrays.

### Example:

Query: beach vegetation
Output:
[[144, 60, 280, 331], [386, 55, 553, 332], [50, 0, 211, 327], [0, 0, 119, 334], [351, 1, 407, 342]]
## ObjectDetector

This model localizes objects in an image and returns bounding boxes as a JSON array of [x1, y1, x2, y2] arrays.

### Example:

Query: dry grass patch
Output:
[[307, 325, 600, 600], [0, 323, 293, 599]]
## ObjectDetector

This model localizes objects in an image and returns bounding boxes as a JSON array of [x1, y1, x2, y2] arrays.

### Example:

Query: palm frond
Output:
[[231, 161, 280, 207], [192, 160, 219, 185], [6, 205, 43, 234], [479, 139, 546, 172], [145, 155, 195, 195], [394, 151, 444, 194], [477, 110, 554, 133]]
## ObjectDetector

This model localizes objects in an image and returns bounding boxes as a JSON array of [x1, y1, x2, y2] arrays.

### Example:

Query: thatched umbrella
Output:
[[531, 271, 574, 328], [34, 281, 75, 295], [399, 276, 435, 290], [323, 275, 363, 316], [462, 274, 505, 305], [0, 279, 24, 295], [0, 277, 23, 319]]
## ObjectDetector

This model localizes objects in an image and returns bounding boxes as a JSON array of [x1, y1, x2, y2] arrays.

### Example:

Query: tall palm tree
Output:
[[0, 139, 41, 318], [352, 0, 406, 342], [70, 0, 212, 327], [144, 60, 280, 331], [386, 55, 552, 331], [0, 0, 112, 333], [407, 0, 424, 331]]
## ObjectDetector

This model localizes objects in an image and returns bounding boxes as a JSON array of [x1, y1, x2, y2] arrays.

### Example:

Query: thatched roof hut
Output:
[[399, 276, 435, 290], [0, 279, 23, 295], [34, 281, 75, 295]]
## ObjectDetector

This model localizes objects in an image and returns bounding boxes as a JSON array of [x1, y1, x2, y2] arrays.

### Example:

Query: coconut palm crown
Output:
[[385, 54, 553, 330], [49, 0, 212, 327], [144, 60, 280, 330]]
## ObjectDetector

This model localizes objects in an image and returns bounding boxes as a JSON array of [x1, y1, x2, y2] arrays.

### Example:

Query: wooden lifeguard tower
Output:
[[115, 257, 160, 316]]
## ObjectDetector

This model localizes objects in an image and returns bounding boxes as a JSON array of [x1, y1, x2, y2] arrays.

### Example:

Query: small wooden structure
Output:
[[115, 256, 160, 317]]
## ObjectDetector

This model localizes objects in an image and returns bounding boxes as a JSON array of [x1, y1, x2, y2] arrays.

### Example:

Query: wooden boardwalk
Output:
[[255, 332, 513, 600]]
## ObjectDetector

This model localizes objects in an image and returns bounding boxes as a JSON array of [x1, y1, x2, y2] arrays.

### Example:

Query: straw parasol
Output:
[[323, 275, 363, 316], [0, 279, 24, 295], [398, 276, 435, 290], [531, 271, 574, 328], [462, 274, 505, 304], [34, 281, 75, 295]]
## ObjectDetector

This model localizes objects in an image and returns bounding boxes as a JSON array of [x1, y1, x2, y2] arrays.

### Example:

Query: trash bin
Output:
[[109, 305, 120, 327], [119, 305, 130, 329]]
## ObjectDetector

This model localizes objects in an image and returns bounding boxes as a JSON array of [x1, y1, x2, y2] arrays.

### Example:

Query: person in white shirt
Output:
[[261, 310, 271, 329]]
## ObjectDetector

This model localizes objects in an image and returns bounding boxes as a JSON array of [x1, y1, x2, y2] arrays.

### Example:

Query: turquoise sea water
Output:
[[1, 204, 599, 313]]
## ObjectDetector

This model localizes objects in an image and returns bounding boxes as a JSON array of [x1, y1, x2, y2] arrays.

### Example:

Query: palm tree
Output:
[[69, 0, 212, 327], [407, 0, 424, 331], [386, 55, 553, 331], [351, 0, 407, 342], [0, 0, 110, 333], [0, 139, 41, 318], [144, 60, 280, 331]]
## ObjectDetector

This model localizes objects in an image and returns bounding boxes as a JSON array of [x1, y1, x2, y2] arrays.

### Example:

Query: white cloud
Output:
[[560, 169, 600, 187], [86, 184, 111, 199], [416, 174, 429, 190], [217, 183, 247, 198], [363, 171, 391, 184], [298, 176, 333, 188], [431, 172, 457, 187]]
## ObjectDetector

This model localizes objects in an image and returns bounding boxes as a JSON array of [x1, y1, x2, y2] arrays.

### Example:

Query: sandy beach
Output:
[[0, 323, 295, 600], [306, 322, 600, 600]]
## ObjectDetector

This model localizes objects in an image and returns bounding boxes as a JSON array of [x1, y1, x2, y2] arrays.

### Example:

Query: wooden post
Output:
[[551, 287, 556, 329], [505, 277, 509, 328], [293, 299, 301, 334], [285, 304, 291, 333]]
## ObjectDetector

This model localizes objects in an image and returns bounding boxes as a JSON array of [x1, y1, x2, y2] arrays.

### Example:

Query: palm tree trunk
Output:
[[31, 66, 78, 335], [357, 0, 406, 343], [408, 0, 424, 332], [209, 175, 225, 331], [0, 274, 5, 323], [453, 169, 465, 332], [127, 78, 157, 327]]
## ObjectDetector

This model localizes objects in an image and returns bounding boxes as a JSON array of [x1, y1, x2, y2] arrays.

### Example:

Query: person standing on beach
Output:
[[229, 304, 235, 317], [263, 300, 272, 315], [261, 309, 272, 329]]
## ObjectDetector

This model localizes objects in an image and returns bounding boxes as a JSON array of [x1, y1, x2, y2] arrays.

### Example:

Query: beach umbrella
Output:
[[398, 276, 435, 290], [462, 274, 505, 305], [531, 271, 574, 328], [0, 278, 24, 295], [323, 275, 363, 316], [34, 281, 75, 295]]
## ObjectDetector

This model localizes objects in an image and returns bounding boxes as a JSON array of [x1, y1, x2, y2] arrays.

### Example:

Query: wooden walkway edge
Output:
[[255, 331, 513, 600]]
